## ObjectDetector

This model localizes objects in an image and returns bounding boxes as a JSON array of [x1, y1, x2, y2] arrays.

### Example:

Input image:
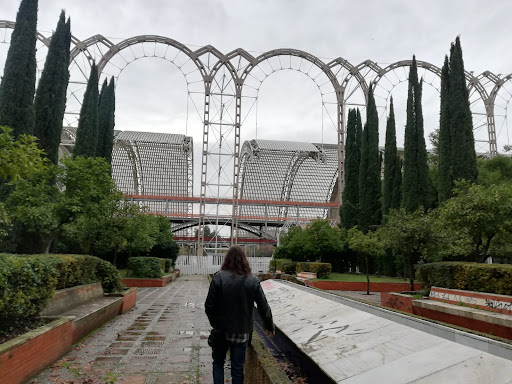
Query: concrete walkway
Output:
[[30, 276, 220, 384]]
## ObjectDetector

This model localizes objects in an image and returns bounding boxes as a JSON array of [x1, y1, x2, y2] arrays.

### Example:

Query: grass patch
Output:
[[312, 273, 407, 283]]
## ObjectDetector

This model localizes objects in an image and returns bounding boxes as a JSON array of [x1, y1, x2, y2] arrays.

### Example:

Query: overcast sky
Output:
[[2, 0, 512, 159]]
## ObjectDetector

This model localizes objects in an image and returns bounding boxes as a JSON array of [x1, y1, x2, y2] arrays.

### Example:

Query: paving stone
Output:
[[30, 276, 230, 383], [116, 376, 147, 384]]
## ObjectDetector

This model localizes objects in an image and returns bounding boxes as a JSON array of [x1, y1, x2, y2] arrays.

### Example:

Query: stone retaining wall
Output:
[[244, 332, 292, 383]]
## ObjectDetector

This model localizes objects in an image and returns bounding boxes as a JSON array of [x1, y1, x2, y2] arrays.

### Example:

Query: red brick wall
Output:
[[381, 293, 415, 313], [305, 281, 422, 292], [0, 318, 73, 384], [120, 288, 137, 314], [122, 278, 165, 287], [429, 287, 512, 315], [413, 306, 512, 340]]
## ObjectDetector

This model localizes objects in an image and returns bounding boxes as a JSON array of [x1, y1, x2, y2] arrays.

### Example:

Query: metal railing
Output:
[[175, 255, 272, 275]]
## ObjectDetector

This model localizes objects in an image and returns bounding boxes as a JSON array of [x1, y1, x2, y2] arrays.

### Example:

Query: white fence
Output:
[[175, 255, 272, 275]]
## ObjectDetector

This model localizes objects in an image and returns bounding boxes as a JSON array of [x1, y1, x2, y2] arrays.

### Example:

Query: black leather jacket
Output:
[[205, 270, 274, 335]]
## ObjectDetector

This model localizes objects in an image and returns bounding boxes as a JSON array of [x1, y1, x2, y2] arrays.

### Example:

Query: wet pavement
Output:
[[30, 275, 223, 384]]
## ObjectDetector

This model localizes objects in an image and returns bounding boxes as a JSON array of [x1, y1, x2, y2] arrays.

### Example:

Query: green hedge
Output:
[[269, 259, 296, 275], [296, 262, 332, 278], [127, 256, 163, 278], [164, 259, 171, 273], [0, 254, 122, 335], [416, 262, 512, 295]]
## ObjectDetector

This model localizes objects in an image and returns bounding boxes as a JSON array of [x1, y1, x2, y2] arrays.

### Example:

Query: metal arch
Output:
[[280, 145, 326, 219], [369, 59, 496, 155], [114, 140, 143, 194], [96, 35, 211, 79], [235, 48, 346, 218], [0, 20, 52, 47], [369, 59, 441, 88], [327, 57, 369, 95], [69, 34, 116, 64]]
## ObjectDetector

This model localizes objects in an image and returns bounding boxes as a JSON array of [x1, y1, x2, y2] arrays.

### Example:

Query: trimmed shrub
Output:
[[270, 259, 296, 275], [416, 262, 512, 295], [0, 253, 122, 336], [127, 256, 163, 278], [164, 259, 171, 273], [0, 254, 58, 333], [296, 262, 332, 278], [35, 254, 122, 293]]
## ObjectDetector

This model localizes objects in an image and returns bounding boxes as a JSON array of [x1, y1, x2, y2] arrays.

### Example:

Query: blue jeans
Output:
[[212, 338, 248, 384]]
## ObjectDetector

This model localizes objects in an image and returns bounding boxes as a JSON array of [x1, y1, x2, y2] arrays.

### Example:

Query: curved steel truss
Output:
[[2, 20, 512, 252]]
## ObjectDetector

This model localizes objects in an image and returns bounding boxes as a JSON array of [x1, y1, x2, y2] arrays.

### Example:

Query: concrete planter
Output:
[[122, 272, 178, 287], [106, 287, 137, 314], [305, 280, 422, 292], [381, 292, 416, 313], [0, 317, 73, 384]]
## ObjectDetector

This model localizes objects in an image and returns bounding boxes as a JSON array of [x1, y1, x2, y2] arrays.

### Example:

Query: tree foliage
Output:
[[358, 86, 381, 232], [33, 11, 71, 164], [402, 56, 429, 212], [378, 209, 434, 291], [74, 63, 99, 158], [477, 156, 512, 186], [438, 37, 478, 202], [0, 126, 47, 183], [341, 108, 361, 229], [97, 77, 116, 163], [0, 0, 38, 137], [382, 97, 402, 216], [6, 157, 118, 253], [275, 220, 344, 269], [437, 181, 512, 263], [347, 227, 384, 294]]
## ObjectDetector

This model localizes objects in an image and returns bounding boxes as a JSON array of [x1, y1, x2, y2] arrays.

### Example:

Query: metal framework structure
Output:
[[61, 128, 194, 223], [2, 20, 512, 253]]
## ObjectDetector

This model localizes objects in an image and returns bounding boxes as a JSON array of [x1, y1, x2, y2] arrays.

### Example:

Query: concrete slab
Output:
[[261, 280, 512, 384]]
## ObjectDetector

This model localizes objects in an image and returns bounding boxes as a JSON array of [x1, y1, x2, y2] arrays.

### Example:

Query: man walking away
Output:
[[205, 245, 275, 384]]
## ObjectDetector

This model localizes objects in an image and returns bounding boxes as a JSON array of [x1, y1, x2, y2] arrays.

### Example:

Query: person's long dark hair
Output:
[[221, 245, 251, 277]]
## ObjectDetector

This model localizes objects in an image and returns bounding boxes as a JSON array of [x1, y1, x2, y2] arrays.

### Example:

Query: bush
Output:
[[296, 262, 332, 278], [36, 254, 122, 293], [0, 253, 123, 336], [127, 256, 163, 278], [164, 259, 171, 273], [270, 259, 296, 274], [0, 254, 58, 334], [416, 262, 512, 295]]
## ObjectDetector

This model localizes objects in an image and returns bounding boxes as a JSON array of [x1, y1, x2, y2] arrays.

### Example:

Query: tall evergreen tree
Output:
[[33, 11, 71, 164], [0, 0, 38, 137], [341, 109, 360, 229], [402, 56, 429, 212], [382, 97, 402, 216], [438, 55, 452, 202], [437, 38, 478, 202], [97, 77, 116, 164], [359, 86, 381, 232], [74, 63, 99, 158]]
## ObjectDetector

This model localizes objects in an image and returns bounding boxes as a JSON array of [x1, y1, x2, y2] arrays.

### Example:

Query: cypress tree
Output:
[[382, 97, 402, 216], [438, 55, 452, 202], [449, 37, 478, 184], [341, 109, 360, 229], [0, 0, 38, 137], [359, 86, 381, 232], [402, 56, 429, 212], [97, 77, 116, 164], [33, 11, 71, 164], [74, 63, 99, 158], [96, 79, 109, 157]]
